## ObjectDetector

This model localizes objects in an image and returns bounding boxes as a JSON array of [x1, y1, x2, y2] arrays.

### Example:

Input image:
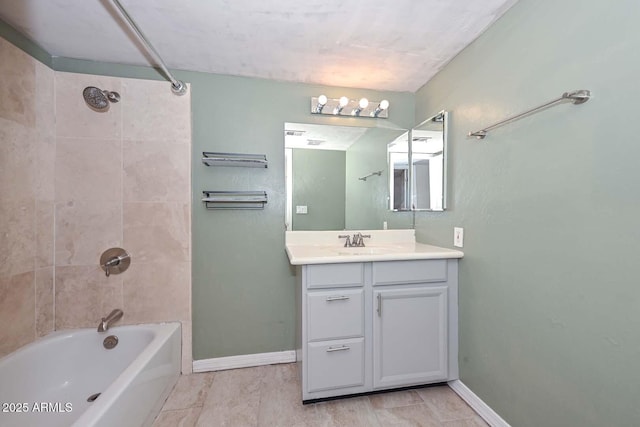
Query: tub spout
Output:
[[98, 309, 123, 332]]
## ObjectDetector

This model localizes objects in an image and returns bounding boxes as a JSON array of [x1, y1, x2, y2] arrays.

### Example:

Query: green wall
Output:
[[414, 0, 640, 425], [291, 149, 345, 231]]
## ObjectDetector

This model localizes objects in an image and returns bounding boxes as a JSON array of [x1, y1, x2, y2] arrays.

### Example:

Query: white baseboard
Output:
[[448, 380, 511, 427], [192, 350, 296, 373]]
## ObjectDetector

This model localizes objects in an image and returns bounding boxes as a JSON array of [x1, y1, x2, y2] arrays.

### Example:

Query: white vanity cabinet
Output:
[[296, 258, 459, 402]]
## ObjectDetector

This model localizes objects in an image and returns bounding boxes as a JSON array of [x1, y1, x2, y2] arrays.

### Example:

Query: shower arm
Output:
[[110, 0, 187, 95]]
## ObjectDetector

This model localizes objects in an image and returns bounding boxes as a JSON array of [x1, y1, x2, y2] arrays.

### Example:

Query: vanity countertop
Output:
[[285, 230, 464, 265]]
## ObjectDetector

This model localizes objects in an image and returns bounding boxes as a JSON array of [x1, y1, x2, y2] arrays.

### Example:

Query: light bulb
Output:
[[379, 99, 389, 110], [318, 95, 328, 106], [339, 96, 349, 107], [359, 98, 369, 109]]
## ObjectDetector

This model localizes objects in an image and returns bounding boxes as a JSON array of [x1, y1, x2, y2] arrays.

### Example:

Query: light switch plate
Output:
[[454, 227, 464, 247], [296, 205, 308, 214]]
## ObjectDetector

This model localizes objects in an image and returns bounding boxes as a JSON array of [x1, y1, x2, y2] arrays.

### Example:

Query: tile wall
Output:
[[0, 37, 193, 373], [0, 37, 55, 356]]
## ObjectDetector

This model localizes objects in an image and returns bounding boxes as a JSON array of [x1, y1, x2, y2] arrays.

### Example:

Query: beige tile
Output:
[[369, 389, 424, 409], [55, 265, 123, 329], [0, 38, 36, 127], [152, 407, 202, 427], [0, 272, 35, 357], [0, 120, 37, 202], [55, 72, 121, 139], [316, 396, 381, 427], [417, 386, 479, 422], [35, 133, 55, 201], [122, 79, 191, 142], [122, 261, 190, 323], [0, 198, 35, 278], [441, 416, 490, 427], [36, 200, 54, 268], [55, 200, 122, 266], [162, 373, 215, 411], [123, 139, 190, 202], [374, 404, 441, 427], [35, 267, 54, 337], [55, 137, 122, 202], [197, 366, 265, 427], [124, 202, 190, 263], [34, 61, 55, 139], [257, 363, 323, 427], [181, 320, 193, 374]]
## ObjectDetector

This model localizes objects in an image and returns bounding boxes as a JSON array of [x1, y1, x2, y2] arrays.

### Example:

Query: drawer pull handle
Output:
[[326, 296, 350, 301], [377, 293, 382, 316], [326, 345, 350, 353]]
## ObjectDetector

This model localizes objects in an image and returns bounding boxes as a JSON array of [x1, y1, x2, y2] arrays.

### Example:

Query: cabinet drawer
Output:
[[373, 260, 447, 285], [306, 263, 364, 289], [307, 289, 364, 341], [307, 338, 365, 392]]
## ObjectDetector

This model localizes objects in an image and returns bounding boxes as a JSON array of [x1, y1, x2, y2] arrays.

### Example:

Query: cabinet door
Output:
[[373, 286, 448, 389]]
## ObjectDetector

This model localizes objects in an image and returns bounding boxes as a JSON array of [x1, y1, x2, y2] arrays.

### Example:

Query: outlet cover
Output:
[[296, 205, 308, 214], [454, 227, 464, 247]]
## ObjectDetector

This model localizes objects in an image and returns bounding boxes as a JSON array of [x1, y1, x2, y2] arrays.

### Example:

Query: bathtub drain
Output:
[[87, 393, 101, 402], [103, 335, 119, 349]]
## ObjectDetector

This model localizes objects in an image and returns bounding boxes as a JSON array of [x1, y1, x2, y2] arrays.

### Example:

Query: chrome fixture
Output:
[[372, 100, 390, 117], [311, 96, 390, 118], [359, 170, 383, 181], [97, 309, 123, 333], [103, 335, 119, 350], [109, 0, 187, 96], [83, 86, 120, 111], [100, 248, 131, 277], [338, 232, 371, 247], [469, 89, 591, 139], [333, 96, 349, 115], [352, 98, 369, 116], [314, 95, 328, 113]]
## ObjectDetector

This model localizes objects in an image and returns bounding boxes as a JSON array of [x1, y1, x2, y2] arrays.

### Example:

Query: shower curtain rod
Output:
[[110, 0, 187, 95], [468, 89, 591, 139]]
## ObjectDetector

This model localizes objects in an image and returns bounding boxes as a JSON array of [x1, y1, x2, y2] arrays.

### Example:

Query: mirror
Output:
[[388, 111, 447, 211], [285, 123, 409, 231]]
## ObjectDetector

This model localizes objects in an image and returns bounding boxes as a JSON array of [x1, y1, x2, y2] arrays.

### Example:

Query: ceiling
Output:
[[0, 0, 518, 92]]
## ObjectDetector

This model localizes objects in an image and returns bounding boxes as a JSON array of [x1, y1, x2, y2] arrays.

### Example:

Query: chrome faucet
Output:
[[97, 309, 123, 332], [339, 233, 371, 247], [338, 234, 352, 247]]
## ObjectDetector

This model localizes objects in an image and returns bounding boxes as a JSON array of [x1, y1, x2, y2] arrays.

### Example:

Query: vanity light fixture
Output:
[[352, 98, 369, 116], [310, 96, 389, 118], [334, 96, 349, 115], [372, 99, 390, 117], [315, 95, 328, 113]]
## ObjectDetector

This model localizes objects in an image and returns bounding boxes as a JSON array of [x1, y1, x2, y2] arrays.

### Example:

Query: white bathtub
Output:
[[0, 322, 181, 427]]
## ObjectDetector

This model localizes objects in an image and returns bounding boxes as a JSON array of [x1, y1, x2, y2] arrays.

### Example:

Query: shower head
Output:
[[82, 86, 120, 111]]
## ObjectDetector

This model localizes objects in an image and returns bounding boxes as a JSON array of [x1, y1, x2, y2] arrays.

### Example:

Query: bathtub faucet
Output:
[[97, 309, 124, 332]]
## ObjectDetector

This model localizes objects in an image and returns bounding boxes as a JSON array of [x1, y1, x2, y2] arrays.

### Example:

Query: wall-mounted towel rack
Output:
[[202, 152, 268, 168], [359, 170, 383, 181], [468, 89, 591, 139], [202, 191, 267, 210]]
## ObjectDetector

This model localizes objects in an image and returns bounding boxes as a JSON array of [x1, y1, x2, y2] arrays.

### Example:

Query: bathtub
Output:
[[0, 322, 181, 427]]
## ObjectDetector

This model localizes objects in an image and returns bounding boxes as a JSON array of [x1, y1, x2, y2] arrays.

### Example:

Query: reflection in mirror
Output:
[[412, 111, 447, 211], [284, 123, 409, 231], [387, 135, 410, 211]]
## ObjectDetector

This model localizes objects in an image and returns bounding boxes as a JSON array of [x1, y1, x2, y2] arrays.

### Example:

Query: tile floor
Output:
[[152, 363, 488, 427]]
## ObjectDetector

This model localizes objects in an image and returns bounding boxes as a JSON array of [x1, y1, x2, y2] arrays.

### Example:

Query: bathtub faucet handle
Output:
[[100, 248, 131, 277]]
